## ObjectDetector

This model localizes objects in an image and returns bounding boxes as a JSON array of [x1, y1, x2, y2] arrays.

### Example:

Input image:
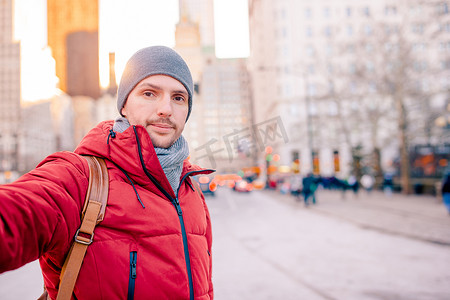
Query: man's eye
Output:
[[143, 91, 154, 97], [173, 96, 186, 102]]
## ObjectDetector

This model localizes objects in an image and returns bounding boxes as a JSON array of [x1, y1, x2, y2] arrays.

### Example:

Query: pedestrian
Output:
[[347, 174, 359, 198], [339, 177, 350, 200], [441, 172, 450, 215], [302, 173, 317, 206], [0, 46, 214, 299], [361, 173, 375, 195], [383, 172, 394, 197]]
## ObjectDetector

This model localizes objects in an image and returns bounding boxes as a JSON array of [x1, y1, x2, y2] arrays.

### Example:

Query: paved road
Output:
[[1, 187, 449, 299], [276, 188, 450, 246], [209, 188, 450, 300]]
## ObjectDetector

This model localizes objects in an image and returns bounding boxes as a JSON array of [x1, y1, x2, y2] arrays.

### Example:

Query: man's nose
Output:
[[156, 94, 173, 116]]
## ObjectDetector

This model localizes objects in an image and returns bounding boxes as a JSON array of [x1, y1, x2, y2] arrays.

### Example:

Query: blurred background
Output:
[[0, 0, 449, 194], [1, 0, 450, 299]]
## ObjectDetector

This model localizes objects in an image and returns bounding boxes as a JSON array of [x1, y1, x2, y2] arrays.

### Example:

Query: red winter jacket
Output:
[[0, 121, 214, 299]]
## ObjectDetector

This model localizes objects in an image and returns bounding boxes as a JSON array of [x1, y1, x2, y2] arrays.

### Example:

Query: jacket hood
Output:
[[74, 121, 213, 198]]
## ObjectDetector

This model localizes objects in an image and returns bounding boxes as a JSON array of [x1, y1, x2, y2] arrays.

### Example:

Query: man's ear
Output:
[[120, 107, 126, 117]]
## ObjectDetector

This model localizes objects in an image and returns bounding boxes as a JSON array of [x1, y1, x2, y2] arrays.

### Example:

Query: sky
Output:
[[14, 0, 250, 101]]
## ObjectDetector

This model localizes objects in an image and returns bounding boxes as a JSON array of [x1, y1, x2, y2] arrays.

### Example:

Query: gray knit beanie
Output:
[[117, 46, 194, 121]]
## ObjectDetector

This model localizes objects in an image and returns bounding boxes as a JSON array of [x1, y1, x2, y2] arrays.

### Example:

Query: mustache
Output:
[[148, 118, 176, 128]]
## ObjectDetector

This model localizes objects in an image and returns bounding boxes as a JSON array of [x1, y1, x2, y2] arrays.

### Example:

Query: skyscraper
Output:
[[47, 0, 100, 99], [175, 2, 254, 172], [0, 0, 21, 180], [178, 0, 215, 50]]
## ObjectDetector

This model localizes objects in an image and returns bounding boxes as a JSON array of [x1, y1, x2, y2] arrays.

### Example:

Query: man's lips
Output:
[[149, 123, 175, 133]]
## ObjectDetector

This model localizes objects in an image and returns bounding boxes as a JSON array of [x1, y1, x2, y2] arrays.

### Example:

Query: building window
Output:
[[440, 41, 450, 51], [327, 63, 334, 74], [409, 5, 423, 17], [364, 24, 373, 35], [307, 83, 316, 97], [290, 104, 299, 116], [324, 26, 332, 37], [323, 7, 331, 18], [369, 82, 377, 93], [306, 26, 313, 37], [309, 102, 318, 116], [347, 44, 355, 53], [411, 23, 425, 34], [346, 7, 352, 17], [328, 101, 338, 116], [349, 63, 356, 74], [306, 45, 315, 56], [440, 22, 450, 33], [350, 81, 357, 94], [347, 25, 353, 36], [305, 7, 312, 19], [366, 61, 374, 73], [325, 44, 333, 56], [328, 81, 335, 93], [385, 6, 397, 15], [412, 42, 426, 52], [284, 83, 292, 97], [413, 60, 428, 72], [363, 6, 370, 16], [292, 151, 299, 162], [438, 3, 449, 14]]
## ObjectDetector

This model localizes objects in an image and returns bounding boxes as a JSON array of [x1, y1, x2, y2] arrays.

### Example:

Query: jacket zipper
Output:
[[172, 196, 194, 300], [133, 126, 214, 300], [128, 251, 137, 300]]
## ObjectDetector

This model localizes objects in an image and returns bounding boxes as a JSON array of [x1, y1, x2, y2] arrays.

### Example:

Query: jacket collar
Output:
[[75, 121, 213, 198]]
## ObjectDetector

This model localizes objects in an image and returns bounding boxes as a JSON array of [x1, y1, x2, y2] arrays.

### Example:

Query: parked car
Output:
[[195, 176, 217, 197], [233, 179, 253, 193]]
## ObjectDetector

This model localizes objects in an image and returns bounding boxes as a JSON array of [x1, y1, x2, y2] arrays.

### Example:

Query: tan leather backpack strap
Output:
[[56, 156, 108, 300]]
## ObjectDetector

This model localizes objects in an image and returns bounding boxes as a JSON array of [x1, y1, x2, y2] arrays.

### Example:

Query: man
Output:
[[302, 173, 317, 206], [0, 46, 214, 299]]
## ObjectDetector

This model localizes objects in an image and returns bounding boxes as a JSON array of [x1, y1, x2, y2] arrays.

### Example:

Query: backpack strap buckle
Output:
[[74, 229, 94, 245]]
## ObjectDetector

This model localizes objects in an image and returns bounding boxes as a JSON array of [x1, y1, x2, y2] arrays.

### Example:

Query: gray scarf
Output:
[[113, 117, 189, 195]]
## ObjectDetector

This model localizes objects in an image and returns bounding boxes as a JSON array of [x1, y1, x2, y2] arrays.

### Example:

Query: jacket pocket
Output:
[[128, 251, 137, 300]]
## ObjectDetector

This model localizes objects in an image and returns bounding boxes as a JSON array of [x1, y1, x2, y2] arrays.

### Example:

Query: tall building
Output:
[[175, 3, 254, 172], [178, 0, 215, 50], [0, 0, 21, 181], [248, 0, 450, 177], [191, 58, 253, 172], [107, 52, 118, 96], [20, 93, 76, 172], [20, 100, 57, 171], [47, 0, 100, 98]]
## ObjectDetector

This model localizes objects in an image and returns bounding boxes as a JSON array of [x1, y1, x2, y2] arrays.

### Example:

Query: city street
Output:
[[1, 187, 449, 299], [209, 187, 450, 300]]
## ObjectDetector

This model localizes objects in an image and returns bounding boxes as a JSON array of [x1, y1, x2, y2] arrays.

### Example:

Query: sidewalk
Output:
[[268, 188, 450, 246]]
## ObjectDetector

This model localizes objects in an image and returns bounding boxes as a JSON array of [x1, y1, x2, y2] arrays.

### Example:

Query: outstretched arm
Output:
[[0, 152, 89, 272]]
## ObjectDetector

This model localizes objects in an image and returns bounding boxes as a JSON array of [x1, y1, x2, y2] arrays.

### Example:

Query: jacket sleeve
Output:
[[0, 152, 89, 273]]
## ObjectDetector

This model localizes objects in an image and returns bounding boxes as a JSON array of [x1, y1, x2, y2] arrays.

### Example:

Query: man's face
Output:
[[121, 74, 189, 148]]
